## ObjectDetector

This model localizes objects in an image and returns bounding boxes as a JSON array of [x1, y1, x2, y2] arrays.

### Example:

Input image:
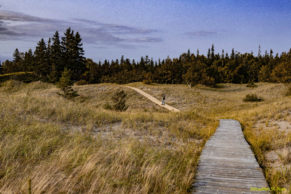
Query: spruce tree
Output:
[[211, 44, 215, 59], [13, 49, 22, 63], [73, 32, 86, 80], [23, 49, 34, 72], [50, 31, 63, 81], [61, 28, 86, 81], [34, 38, 49, 80]]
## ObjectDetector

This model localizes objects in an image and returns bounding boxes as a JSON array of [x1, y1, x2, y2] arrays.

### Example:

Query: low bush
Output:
[[246, 82, 258, 88], [243, 94, 263, 102], [0, 72, 39, 83], [57, 69, 79, 99], [75, 80, 88, 86], [112, 90, 128, 111], [103, 102, 112, 110], [0, 80, 23, 91], [286, 85, 291, 96], [143, 73, 153, 85]]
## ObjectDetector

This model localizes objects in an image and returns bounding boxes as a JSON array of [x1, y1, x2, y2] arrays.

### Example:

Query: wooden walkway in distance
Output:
[[193, 119, 269, 194]]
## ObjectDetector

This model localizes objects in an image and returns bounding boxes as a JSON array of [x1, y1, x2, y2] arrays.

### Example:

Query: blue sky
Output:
[[0, 0, 291, 61]]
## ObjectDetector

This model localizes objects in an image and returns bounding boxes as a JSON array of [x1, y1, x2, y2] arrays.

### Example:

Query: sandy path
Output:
[[126, 86, 180, 112]]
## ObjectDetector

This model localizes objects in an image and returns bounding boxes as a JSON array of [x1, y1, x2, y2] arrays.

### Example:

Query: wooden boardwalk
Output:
[[193, 119, 269, 194]]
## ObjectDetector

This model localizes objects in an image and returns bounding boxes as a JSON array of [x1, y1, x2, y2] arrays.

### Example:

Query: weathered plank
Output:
[[193, 119, 269, 194]]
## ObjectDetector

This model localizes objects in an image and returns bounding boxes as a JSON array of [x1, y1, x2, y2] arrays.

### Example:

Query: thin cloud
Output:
[[186, 30, 218, 37], [0, 10, 56, 22], [130, 37, 163, 43], [74, 18, 158, 35], [0, 10, 162, 48]]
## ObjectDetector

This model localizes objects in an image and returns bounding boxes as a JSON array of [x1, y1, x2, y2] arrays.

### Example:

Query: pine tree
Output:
[[231, 49, 235, 60], [211, 44, 215, 59], [13, 49, 22, 63], [187, 49, 191, 57], [61, 28, 74, 73], [11, 48, 23, 72], [207, 48, 211, 59], [0, 62, 2, 74], [61, 28, 86, 81], [34, 38, 49, 80], [23, 49, 34, 72], [73, 32, 86, 78], [221, 49, 225, 59], [51, 31, 63, 81], [258, 45, 262, 58]]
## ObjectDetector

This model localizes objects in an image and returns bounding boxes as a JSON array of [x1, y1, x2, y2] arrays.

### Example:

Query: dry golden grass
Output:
[[0, 80, 216, 193], [236, 102, 291, 194], [130, 82, 290, 193], [0, 80, 289, 193]]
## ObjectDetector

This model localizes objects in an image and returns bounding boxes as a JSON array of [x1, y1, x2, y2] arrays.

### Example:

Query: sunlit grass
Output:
[[0, 80, 289, 193], [0, 80, 217, 193]]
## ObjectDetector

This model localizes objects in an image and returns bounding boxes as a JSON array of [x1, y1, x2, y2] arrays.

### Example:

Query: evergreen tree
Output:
[[207, 48, 211, 59], [13, 49, 22, 63], [34, 38, 49, 80], [50, 31, 63, 81], [61, 28, 86, 81], [23, 49, 34, 72], [2, 29, 291, 86], [258, 45, 262, 58], [211, 44, 215, 60], [0, 62, 2, 74]]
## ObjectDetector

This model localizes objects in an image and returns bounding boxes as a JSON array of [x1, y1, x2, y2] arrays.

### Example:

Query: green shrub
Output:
[[57, 69, 73, 89], [112, 90, 128, 111], [103, 102, 112, 110], [0, 80, 23, 91], [243, 94, 263, 102], [246, 82, 257, 88], [0, 72, 39, 83], [143, 73, 153, 84], [75, 80, 88, 86], [286, 85, 291, 96], [57, 69, 78, 99]]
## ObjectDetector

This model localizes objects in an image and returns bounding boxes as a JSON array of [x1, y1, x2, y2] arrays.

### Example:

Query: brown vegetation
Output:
[[0, 80, 215, 193], [0, 81, 290, 193]]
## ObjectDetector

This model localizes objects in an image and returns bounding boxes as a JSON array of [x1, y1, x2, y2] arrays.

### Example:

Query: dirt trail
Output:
[[126, 86, 180, 112]]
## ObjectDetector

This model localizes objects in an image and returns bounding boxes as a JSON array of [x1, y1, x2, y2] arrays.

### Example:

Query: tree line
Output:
[[0, 28, 290, 86]]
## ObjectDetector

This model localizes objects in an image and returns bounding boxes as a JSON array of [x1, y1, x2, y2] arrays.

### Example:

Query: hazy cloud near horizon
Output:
[[0, 10, 162, 47], [185, 31, 218, 37]]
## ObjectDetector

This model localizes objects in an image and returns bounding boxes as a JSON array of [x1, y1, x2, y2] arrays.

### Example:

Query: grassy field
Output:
[[130, 82, 291, 193], [0, 80, 290, 193]]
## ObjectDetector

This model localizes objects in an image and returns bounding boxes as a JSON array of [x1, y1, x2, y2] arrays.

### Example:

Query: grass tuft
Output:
[[243, 94, 263, 102]]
